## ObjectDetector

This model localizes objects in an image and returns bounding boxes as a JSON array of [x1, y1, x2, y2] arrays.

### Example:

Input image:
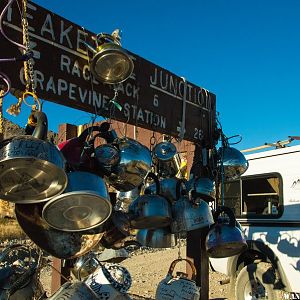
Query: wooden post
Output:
[[51, 123, 77, 294], [186, 145, 210, 300]]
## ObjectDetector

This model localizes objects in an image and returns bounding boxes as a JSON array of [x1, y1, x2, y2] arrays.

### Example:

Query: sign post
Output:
[[0, 0, 216, 146]]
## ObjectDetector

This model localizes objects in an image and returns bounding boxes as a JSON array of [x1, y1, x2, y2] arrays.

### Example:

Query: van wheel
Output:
[[235, 262, 282, 300]]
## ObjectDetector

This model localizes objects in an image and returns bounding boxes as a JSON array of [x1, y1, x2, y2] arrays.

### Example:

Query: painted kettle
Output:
[[58, 122, 111, 173], [205, 206, 248, 258], [155, 258, 200, 300], [0, 111, 67, 203], [171, 180, 214, 233]]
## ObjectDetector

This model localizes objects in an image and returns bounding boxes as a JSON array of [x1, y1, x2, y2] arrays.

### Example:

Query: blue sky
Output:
[[3, 0, 300, 150]]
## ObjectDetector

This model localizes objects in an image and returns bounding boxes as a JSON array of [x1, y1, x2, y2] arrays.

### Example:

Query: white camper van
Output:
[[210, 144, 300, 300]]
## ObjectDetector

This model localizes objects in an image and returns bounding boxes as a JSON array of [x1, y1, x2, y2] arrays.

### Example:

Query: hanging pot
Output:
[[47, 282, 99, 300], [15, 203, 103, 259], [187, 176, 216, 202], [0, 111, 67, 203], [155, 258, 200, 300], [83, 262, 132, 299], [205, 206, 248, 258], [153, 141, 181, 178], [144, 177, 186, 204], [115, 186, 141, 212], [42, 171, 112, 232], [88, 32, 134, 85], [218, 147, 249, 180], [136, 227, 177, 248], [171, 180, 214, 233], [129, 173, 172, 229], [58, 122, 111, 173], [72, 252, 101, 281], [105, 137, 152, 192], [99, 210, 138, 250]]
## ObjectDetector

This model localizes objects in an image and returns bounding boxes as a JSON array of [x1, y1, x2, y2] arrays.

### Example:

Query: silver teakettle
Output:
[[153, 141, 181, 178], [104, 137, 152, 192], [218, 146, 249, 180], [171, 181, 214, 233], [205, 206, 247, 258]]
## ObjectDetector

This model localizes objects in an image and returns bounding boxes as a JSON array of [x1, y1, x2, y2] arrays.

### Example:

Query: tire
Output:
[[235, 262, 283, 300]]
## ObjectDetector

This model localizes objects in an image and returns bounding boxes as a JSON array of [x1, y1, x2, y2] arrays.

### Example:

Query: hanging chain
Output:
[[177, 232, 182, 259], [22, 0, 35, 94], [7, 0, 38, 116], [0, 90, 4, 140], [32, 249, 47, 299], [149, 131, 156, 153]]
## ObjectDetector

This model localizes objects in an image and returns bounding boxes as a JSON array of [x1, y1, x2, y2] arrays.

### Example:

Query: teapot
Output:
[[155, 258, 200, 300], [129, 173, 172, 229], [0, 110, 67, 203], [136, 227, 177, 248], [83, 263, 132, 299], [47, 282, 99, 300], [218, 146, 249, 180], [103, 137, 152, 192], [205, 206, 248, 258], [152, 141, 181, 178], [171, 181, 214, 233]]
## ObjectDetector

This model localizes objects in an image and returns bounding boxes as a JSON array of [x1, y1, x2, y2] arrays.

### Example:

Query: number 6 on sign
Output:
[[153, 95, 159, 107], [194, 128, 204, 140]]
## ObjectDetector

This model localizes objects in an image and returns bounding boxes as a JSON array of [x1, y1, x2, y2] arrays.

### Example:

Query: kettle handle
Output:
[[31, 111, 48, 141], [144, 172, 160, 195], [214, 206, 236, 227], [77, 122, 111, 143], [175, 179, 187, 200], [167, 258, 197, 281]]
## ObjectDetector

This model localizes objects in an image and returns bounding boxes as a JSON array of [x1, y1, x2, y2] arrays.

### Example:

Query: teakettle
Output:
[[153, 141, 181, 178], [155, 258, 200, 300], [205, 206, 248, 258], [129, 173, 172, 229], [144, 177, 185, 204], [0, 110, 67, 203], [136, 227, 177, 248], [47, 282, 99, 300], [42, 171, 112, 232], [84, 263, 132, 299], [105, 137, 152, 192], [171, 180, 214, 233], [187, 176, 216, 202], [218, 146, 249, 180]]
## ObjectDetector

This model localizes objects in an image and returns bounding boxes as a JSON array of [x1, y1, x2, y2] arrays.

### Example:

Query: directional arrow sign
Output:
[[0, 0, 216, 146]]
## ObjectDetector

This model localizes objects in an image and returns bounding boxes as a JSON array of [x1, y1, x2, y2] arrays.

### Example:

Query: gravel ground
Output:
[[40, 246, 230, 300]]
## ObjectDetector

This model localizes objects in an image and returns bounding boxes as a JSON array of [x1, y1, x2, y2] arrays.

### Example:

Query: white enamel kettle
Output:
[[155, 258, 200, 300]]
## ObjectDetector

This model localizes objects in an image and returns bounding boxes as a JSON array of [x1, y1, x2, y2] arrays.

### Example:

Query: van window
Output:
[[221, 173, 283, 219]]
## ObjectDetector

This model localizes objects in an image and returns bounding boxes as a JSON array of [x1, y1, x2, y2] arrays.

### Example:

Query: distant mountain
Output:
[[2, 117, 58, 142]]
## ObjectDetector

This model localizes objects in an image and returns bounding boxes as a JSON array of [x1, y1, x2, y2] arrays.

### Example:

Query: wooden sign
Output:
[[0, 0, 216, 145]]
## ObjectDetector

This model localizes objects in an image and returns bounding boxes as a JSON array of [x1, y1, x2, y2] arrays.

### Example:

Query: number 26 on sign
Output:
[[194, 128, 204, 140]]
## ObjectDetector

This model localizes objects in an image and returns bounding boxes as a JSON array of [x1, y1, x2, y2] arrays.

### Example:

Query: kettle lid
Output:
[[153, 142, 177, 161]]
